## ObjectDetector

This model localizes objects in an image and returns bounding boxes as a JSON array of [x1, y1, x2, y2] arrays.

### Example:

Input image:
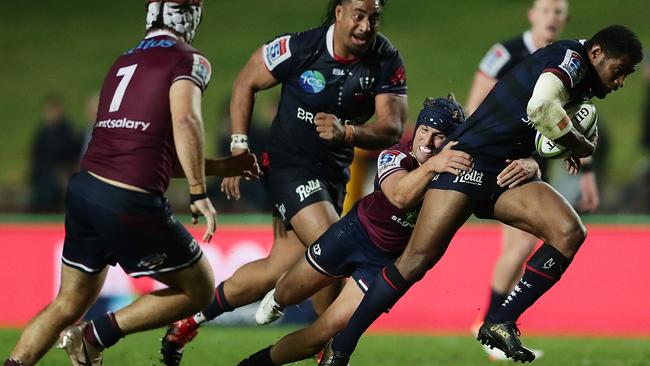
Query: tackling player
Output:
[[3, 2, 258, 366], [464, 0, 598, 360], [160, 1, 409, 365], [322, 25, 642, 365], [237, 96, 540, 366]]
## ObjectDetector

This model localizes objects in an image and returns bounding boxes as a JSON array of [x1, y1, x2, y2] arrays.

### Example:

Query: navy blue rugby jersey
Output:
[[478, 31, 537, 80], [262, 24, 407, 181], [448, 39, 598, 173]]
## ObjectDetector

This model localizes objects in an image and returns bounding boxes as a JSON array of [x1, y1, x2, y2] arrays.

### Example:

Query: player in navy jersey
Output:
[[3, 2, 258, 366], [324, 25, 642, 364], [160, 1, 408, 364], [236, 96, 539, 366], [465, 0, 594, 360]]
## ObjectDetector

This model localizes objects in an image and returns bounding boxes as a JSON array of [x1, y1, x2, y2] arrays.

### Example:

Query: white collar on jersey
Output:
[[326, 24, 335, 58], [145, 29, 179, 40], [522, 30, 537, 54]]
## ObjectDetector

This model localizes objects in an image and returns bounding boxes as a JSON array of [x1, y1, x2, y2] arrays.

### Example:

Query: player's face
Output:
[[336, 0, 382, 57], [529, 0, 568, 43], [590, 46, 637, 99], [413, 125, 445, 164]]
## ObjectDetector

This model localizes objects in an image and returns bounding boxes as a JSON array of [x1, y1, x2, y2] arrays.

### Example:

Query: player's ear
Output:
[[335, 3, 344, 22]]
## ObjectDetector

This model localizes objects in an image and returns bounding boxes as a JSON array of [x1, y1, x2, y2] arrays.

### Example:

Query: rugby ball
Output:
[[535, 100, 598, 159]]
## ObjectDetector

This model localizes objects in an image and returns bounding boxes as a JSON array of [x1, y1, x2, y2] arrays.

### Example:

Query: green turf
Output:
[[1, 327, 648, 365]]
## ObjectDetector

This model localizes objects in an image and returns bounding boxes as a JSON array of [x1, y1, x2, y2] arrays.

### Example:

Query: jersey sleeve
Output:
[[374, 51, 407, 95], [171, 52, 212, 92], [541, 47, 587, 89], [377, 149, 410, 185], [478, 42, 512, 79], [262, 31, 310, 82]]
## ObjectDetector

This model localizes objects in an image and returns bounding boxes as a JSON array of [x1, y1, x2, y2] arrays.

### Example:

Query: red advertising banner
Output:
[[1, 223, 649, 335]]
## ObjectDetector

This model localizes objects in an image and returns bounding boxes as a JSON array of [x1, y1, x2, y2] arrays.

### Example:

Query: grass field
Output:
[[1, 327, 648, 366]]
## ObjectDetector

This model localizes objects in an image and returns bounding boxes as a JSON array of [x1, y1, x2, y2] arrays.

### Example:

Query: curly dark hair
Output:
[[321, 0, 387, 26], [585, 25, 643, 64]]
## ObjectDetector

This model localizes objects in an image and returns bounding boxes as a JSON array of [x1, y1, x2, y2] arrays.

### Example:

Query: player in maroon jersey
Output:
[[3, 2, 257, 366], [235, 95, 540, 366]]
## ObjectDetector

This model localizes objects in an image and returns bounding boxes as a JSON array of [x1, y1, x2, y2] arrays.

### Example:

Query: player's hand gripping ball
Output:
[[535, 100, 598, 159]]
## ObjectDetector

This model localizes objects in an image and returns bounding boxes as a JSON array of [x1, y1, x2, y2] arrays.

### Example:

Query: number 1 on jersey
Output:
[[109, 64, 138, 112]]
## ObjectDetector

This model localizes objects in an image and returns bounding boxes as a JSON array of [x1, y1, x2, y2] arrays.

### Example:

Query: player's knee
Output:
[[51, 297, 86, 323], [397, 250, 436, 282], [192, 283, 216, 310], [555, 220, 587, 258]]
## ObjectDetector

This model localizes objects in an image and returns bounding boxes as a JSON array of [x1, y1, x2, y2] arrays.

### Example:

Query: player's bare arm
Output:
[[315, 93, 406, 148], [172, 152, 260, 179], [466, 71, 497, 115], [221, 46, 280, 200], [381, 142, 472, 210], [170, 79, 217, 242], [229, 46, 280, 155]]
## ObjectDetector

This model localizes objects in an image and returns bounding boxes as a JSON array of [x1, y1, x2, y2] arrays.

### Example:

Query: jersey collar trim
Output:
[[145, 29, 179, 40], [327, 24, 358, 64], [522, 30, 537, 54]]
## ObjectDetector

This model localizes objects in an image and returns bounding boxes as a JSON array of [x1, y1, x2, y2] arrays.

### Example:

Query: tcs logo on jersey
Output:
[[299, 70, 326, 93]]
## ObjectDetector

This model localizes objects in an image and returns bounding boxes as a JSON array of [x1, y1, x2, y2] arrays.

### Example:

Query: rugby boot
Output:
[[318, 340, 350, 366], [477, 321, 535, 363], [160, 317, 200, 366], [255, 289, 284, 325], [57, 323, 104, 366]]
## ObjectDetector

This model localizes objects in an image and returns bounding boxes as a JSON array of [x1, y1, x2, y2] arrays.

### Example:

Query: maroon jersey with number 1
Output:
[[82, 31, 212, 194]]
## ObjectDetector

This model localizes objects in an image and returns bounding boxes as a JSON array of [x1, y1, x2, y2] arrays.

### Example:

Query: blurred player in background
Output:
[[323, 25, 643, 365], [465, 0, 599, 360], [3, 1, 259, 365], [161, 1, 408, 365], [237, 96, 541, 366]]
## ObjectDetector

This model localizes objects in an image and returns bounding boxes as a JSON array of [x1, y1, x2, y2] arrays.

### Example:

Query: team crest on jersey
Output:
[[479, 43, 511, 78], [359, 76, 376, 91], [558, 49, 586, 87], [264, 35, 292, 71], [192, 54, 212, 89]]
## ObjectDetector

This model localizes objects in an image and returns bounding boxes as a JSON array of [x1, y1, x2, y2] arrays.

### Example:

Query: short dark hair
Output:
[[321, 0, 387, 27], [585, 25, 643, 64]]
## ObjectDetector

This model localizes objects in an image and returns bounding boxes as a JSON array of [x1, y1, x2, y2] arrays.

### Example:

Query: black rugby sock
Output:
[[331, 264, 412, 355], [484, 288, 508, 321], [202, 282, 234, 320], [237, 346, 275, 366], [86, 312, 124, 349], [489, 243, 570, 323]]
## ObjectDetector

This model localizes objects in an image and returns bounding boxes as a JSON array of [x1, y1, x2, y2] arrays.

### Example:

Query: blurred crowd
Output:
[[22, 55, 650, 215]]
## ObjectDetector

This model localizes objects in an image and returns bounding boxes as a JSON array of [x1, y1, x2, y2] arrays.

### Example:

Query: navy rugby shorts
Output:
[[267, 167, 345, 226], [428, 165, 541, 219], [305, 206, 399, 293], [61, 171, 202, 277]]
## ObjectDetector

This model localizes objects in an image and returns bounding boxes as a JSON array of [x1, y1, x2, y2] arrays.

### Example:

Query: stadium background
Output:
[[1, 1, 649, 365]]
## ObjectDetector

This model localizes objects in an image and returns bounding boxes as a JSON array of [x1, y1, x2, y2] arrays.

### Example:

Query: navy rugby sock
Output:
[[484, 288, 508, 321], [202, 282, 234, 321], [237, 346, 275, 366], [331, 264, 412, 355], [489, 243, 570, 323], [85, 312, 124, 349]]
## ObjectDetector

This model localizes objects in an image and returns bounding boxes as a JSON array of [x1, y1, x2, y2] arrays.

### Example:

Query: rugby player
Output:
[[3, 2, 257, 365], [465, 0, 598, 360], [322, 25, 643, 365], [160, 1, 409, 365], [236, 96, 543, 366]]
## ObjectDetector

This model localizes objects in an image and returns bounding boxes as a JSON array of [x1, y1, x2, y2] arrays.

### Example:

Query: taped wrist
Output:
[[230, 134, 249, 151], [527, 72, 572, 141]]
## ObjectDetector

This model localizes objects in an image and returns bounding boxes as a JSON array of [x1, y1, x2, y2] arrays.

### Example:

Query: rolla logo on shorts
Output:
[[296, 179, 323, 202], [452, 170, 484, 186]]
